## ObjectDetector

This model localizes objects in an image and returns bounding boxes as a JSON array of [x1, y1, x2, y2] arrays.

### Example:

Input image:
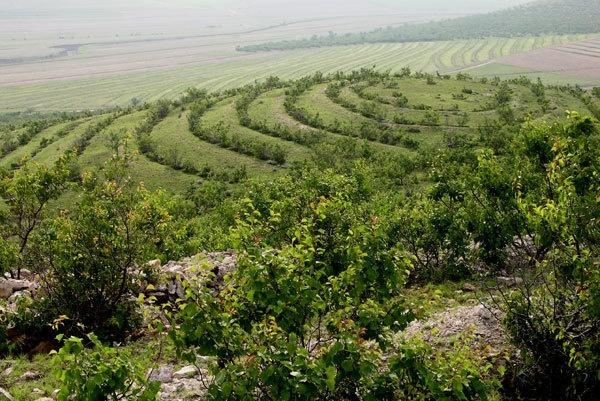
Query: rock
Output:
[[51, 389, 60, 400], [2, 367, 12, 376], [149, 365, 173, 383], [0, 387, 13, 401], [34, 398, 53, 401], [19, 371, 42, 381], [461, 283, 477, 292], [0, 279, 35, 300], [497, 276, 524, 287], [474, 305, 494, 320], [173, 365, 198, 379], [166, 279, 185, 299], [19, 269, 33, 280], [8, 290, 31, 303], [147, 259, 162, 270], [32, 388, 44, 395], [401, 304, 506, 353], [0, 283, 12, 299]]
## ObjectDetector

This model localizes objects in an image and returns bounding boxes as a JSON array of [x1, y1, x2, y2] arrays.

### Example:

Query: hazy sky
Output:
[[1, 0, 534, 44], [4, 0, 532, 16]]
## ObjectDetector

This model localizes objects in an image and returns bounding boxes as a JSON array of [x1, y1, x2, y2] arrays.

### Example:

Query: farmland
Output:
[[476, 36, 600, 83], [0, 34, 592, 112]]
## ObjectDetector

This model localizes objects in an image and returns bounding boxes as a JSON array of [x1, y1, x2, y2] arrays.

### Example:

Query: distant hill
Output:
[[238, 0, 600, 52]]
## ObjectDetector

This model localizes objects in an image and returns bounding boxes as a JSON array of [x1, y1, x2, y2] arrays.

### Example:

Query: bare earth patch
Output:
[[402, 304, 508, 356], [499, 37, 600, 80]]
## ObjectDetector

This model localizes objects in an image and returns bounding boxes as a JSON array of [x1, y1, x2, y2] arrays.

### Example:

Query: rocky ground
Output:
[[0, 252, 522, 400]]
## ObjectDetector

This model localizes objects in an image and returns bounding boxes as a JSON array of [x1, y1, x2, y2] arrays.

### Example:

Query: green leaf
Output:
[[325, 366, 337, 391]]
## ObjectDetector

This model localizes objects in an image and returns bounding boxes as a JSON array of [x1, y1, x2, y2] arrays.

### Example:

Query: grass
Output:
[[27, 116, 108, 166], [148, 110, 281, 179], [0, 124, 71, 169], [336, 85, 475, 149], [0, 35, 593, 112], [356, 76, 592, 126], [247, 88, 322, 135], [201, 97, 313, 163], [294, 83, 449, 151], [89, 110, 200, 193]]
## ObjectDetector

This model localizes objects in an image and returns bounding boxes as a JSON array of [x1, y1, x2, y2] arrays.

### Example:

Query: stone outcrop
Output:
[[0, 278, 36, 300], [142, 252, 236, 303], [150, 364, 208, 401]]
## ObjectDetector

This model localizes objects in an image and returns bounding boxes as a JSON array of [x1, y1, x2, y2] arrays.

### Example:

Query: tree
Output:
[[171, 169, 413, 399]]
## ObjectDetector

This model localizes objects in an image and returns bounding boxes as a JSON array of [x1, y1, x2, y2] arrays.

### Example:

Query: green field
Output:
[[0, 35, 592, 112]]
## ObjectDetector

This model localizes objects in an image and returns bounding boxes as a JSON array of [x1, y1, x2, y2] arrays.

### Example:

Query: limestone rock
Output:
[[8, 290, 32, 303], [497, 276, 524, 287], [173, 365, 198, 379], [19, 371, 41, 381], [143, 252, 237, 304], [0, 387, 13, 401], [0, 279, 35, 300], [147, 259, 162, 271], [149, 365, 173, 383]]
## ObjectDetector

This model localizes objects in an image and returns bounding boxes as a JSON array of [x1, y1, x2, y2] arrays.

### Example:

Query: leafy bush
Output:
[[32, 161, 175, 341], [388, 337, 497, 400], [501, 114, 600, 400], [53, 334, 159, 401], [170, 169, 415, 400], [0, 152, 73, 278]]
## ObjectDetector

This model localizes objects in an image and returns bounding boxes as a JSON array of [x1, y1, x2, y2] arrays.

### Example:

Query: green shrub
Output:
[[53, 334, 159, 401], [170, 169, 414, 400], [0, 152, 73, 279], [32, 160, 176, 341], [501, 114, 600, 400]]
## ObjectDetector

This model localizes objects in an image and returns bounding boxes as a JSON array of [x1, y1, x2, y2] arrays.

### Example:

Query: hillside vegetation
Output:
[[2, 69, 598, 188], [2, 71, 600, 401], [238, 0, 600, 52]]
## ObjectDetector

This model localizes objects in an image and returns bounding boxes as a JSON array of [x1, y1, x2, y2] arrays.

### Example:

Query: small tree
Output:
[[0, 152, 73, 278], [490, 114, 600, 400], [495, 82, 513, 106], [35, 159, 174, 341]]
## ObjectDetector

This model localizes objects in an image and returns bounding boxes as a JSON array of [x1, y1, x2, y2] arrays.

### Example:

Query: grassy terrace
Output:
[[148, 111, 280, 180], [200, 97, 313, 163], [247, 88, 323, 136], [0, 123, 73, 169]]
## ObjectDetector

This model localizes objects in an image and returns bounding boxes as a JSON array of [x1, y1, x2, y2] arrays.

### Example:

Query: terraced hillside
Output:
[[2, 70, 599, 197]]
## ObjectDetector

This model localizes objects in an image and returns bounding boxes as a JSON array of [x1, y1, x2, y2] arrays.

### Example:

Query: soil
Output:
[[499, 37, 600, 80], [402, 304, 508, 355]]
